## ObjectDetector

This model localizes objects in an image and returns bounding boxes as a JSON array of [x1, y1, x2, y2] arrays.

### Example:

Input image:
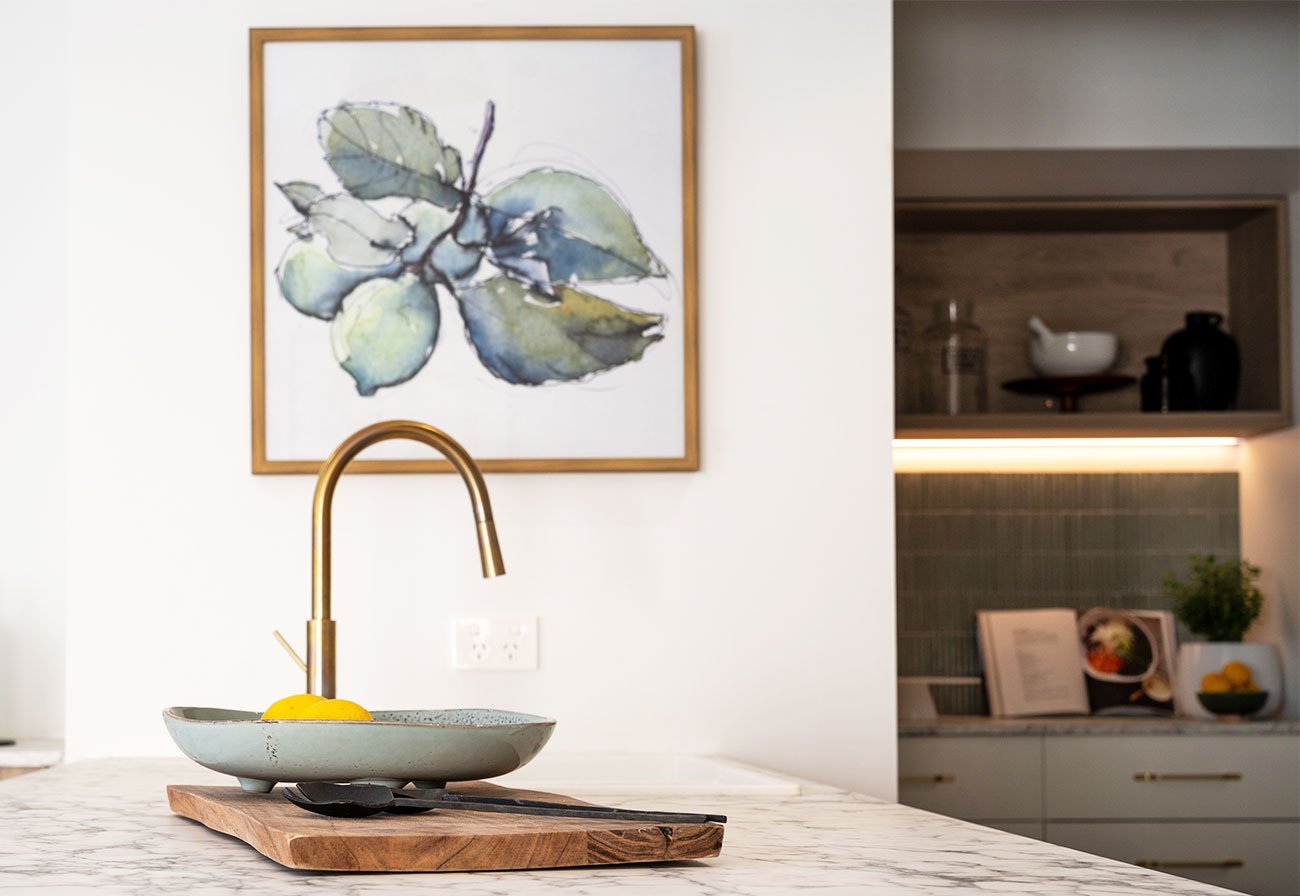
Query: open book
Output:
[[977, 608, 1177, 718], [977, 609, 1088, 717]]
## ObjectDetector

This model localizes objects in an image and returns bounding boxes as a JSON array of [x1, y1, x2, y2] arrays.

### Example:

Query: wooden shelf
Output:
[[895, 197, 1292, 440], [897, 411, 1290, 440]]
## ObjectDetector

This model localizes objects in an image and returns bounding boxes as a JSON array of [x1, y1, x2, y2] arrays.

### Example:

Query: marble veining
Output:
[[0, 758, 1244, 895], [901, 715, 1300, 737]]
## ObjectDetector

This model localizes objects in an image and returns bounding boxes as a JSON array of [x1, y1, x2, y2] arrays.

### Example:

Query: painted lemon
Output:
[[261, 693, 326, 720], [301, 698, 373, 721]]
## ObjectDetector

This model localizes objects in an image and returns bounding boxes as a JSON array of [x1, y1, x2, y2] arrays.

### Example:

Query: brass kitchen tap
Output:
[[305, 420, 505, 696]]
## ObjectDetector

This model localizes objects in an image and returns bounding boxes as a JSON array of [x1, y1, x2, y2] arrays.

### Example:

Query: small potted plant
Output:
[[1164, 555, 1281, 719]]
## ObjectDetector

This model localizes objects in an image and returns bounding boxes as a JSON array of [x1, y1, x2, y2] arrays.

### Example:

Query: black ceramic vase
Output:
[[1160, 312, 1240, 411]]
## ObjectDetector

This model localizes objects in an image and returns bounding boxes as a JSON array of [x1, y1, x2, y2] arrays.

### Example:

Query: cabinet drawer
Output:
[[1044, 735, 1299, 819], [1047, 821, 1300, 896], [899, 736, 1041, 820]]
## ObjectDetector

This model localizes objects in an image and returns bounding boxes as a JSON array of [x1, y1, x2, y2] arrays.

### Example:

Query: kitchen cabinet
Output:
[[899, 721, 1300, 896], [895, 198, 1291, 438], [1044, 735, 1298, 820]]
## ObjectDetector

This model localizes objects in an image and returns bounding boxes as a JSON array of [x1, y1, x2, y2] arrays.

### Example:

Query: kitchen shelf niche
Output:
[[895, 197, 1292, 439]]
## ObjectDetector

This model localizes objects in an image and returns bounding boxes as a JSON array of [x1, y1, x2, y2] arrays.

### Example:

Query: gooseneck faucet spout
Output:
[[307, 420, 505, 696]]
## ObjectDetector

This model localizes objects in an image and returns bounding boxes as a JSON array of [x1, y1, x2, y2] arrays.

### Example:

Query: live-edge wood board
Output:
[[168, 781, 724, 872]]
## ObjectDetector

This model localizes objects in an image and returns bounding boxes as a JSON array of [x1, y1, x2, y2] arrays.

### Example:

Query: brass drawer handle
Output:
[[1137, 860, 1243, 870], [900, 774, 955, 784], [1133, 772, 1242, 782]]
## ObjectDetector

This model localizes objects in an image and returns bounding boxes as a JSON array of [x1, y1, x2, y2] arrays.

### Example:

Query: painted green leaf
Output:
[[442, 145, 463, 186], [319, 103, 463, 208], [486, 170, 665, 283], [277, 181, 324, 216], [330, 274, 440, 396], [493, 252, 552, 295], [455, 202, 491, 245], [307, 194, 412, 268], [482, 210, 554, 294], [398, 201, 482, 282], [457, 276, 663, 385], [276, 236, 400, 320], [432, 238, 483, 283]]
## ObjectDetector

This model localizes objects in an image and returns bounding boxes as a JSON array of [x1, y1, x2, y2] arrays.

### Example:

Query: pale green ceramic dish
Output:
[[163, 707, 556, 792]]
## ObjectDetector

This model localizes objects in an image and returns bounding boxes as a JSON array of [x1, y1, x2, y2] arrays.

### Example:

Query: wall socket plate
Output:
[[450, 615, 539, 670]]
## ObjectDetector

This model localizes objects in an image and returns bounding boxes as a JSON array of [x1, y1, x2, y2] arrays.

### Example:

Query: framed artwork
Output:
[[249, 26, 697, 473]]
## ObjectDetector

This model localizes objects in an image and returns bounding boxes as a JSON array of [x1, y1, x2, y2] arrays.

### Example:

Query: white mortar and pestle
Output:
[[1028, 316, 1118, 377]]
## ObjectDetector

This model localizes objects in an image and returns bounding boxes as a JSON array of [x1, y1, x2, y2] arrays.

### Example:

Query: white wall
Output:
[[0, 3, 68, 740], [1241, 188, 1300, 720], [896, 0, 1300, 149], [59, 0, 897, 797]]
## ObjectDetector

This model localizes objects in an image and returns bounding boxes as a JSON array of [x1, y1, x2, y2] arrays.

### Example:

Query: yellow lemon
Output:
[[301, 698, 372, 721], [262, 693, 326, 720], [1200, 672, 1232, 694], [1221, 661, 1254, 689]]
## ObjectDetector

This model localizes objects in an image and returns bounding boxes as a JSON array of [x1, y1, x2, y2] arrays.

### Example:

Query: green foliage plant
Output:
[[1163, 555, 1263, 642]]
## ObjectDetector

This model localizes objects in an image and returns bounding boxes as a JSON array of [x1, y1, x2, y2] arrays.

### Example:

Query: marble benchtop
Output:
[[901, 715, 1300, 736], [0, 758, 1243, 895]]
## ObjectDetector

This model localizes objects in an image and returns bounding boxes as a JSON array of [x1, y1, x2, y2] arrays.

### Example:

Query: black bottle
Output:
[[1160, 312, 1240, 411]]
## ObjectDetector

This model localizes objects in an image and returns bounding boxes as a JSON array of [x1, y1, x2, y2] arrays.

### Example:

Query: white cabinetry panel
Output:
[[899, 736, 1041, 820]]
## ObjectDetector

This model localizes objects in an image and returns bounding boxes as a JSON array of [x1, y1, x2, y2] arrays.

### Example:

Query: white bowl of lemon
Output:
[[163, 694, 555, 792]]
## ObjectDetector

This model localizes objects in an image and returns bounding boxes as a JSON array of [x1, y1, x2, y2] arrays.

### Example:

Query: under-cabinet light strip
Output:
[[893, 437, 1240, 473], [895, 438, 1239, 449]]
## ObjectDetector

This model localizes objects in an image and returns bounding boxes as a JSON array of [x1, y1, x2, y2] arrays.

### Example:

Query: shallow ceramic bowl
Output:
[[1031, 332, 1117, 376], [1197, 690, 1268, 718], [163, 707, 555, 792]]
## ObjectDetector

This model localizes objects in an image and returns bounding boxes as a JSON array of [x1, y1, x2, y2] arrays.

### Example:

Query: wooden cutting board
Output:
[[167, 781, 725, 872]]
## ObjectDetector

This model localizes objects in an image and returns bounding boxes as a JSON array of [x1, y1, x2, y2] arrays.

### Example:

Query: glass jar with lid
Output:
[[918, 299, 987, 415]]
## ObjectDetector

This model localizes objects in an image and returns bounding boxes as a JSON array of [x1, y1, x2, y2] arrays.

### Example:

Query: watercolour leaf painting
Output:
[[252, 27, 696, 472], [275, 99, 667, 397]]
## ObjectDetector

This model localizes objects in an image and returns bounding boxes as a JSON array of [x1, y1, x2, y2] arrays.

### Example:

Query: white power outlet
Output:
[[450, 616, 539, 670]]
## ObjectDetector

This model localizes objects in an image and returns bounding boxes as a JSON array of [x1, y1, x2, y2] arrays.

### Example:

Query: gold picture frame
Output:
[[250, 26, 698, 474]]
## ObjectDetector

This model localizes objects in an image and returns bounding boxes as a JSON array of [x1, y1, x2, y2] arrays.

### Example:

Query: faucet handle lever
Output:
[[272, 629, 308, 674]]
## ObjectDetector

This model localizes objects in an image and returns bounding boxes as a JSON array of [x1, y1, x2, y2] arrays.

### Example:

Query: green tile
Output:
[[897, 471, 1241, 682]]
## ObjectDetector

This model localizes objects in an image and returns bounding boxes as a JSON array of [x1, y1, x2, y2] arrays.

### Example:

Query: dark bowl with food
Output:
[[1078, 608, 1157, 683], [1197, 690, 1268, 718]]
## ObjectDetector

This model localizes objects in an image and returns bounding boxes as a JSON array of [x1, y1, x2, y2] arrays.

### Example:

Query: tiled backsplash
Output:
[[896, 473, 1240, 715]]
